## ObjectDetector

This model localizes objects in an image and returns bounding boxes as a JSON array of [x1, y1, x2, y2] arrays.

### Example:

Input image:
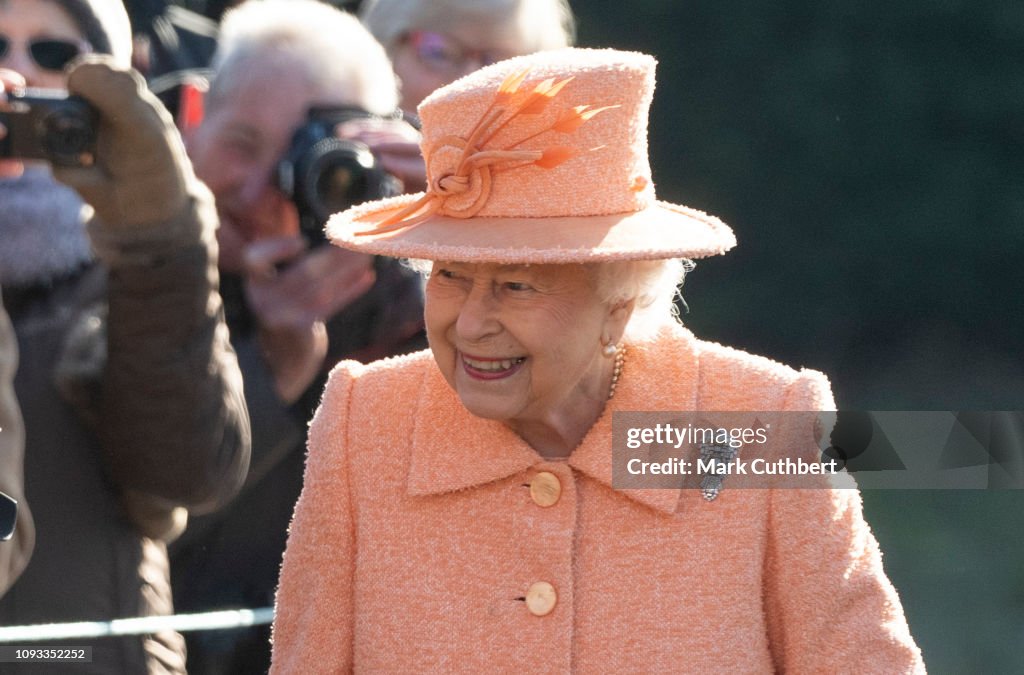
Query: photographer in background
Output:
[[169, 1, 425, 672], [0, 0, 250, 671]]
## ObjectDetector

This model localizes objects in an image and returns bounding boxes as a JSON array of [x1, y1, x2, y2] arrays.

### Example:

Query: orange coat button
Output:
[[529, 471, 561, 507], [525, 581, 557, 616]]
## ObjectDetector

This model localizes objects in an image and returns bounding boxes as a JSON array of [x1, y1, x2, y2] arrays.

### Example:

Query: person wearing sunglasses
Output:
[[0, 32, 87, 80], [0, 1, 251, 672], [361, 0, 576, 114], [0, 0, 128, 87]]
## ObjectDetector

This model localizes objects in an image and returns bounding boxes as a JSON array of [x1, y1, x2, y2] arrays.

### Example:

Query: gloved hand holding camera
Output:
[[1, 55, 200, 231], [55, 55, 198, 230]]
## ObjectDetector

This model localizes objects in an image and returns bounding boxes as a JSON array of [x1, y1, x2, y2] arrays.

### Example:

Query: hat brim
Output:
[[327, 193, 736, 264]]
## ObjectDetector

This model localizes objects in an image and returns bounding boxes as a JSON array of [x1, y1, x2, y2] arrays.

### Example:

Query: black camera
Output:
[[0, 88, 98, 167], [274, 106, 402, 246]]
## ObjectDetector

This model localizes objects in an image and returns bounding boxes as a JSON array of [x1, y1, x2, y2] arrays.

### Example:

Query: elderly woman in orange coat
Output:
[[271, 48, 925, 673]]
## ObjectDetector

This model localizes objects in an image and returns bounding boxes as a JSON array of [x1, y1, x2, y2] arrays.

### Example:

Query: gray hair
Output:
[[208, 0, 398, 115], [360, 0, 575, 56], [592, 258, 693, 341], [407, 257, 692, 342]]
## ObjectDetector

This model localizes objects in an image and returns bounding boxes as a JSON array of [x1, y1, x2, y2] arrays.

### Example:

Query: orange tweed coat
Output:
[[271, 324, 925, 673]]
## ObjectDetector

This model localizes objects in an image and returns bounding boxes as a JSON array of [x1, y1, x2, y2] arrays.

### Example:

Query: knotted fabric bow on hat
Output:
[[327, 47, 736, 264]]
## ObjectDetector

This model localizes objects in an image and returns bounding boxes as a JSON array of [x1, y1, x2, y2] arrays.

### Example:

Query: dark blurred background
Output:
[[571, 1, 1023, 672], [163, 0, 1023, 670]]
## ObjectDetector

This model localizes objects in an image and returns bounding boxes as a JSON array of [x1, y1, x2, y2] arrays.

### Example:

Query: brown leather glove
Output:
[[52, 55, 194, 229]]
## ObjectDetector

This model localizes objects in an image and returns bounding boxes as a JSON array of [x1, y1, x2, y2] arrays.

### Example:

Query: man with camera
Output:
[[0, 0, 251, 672], [168, 1, 426, 672]]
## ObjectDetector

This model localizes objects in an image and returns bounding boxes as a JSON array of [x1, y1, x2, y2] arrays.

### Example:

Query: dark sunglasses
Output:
[[0, 35, 85, 71]]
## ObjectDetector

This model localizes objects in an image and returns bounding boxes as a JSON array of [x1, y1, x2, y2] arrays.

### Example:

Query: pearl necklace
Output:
[[607, 345, 626, 400]]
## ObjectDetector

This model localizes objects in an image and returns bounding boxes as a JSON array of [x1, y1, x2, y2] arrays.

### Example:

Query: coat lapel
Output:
[[569, 324, 701, 515], [407, 363, 541, 496], [407, 324, 701, 514]]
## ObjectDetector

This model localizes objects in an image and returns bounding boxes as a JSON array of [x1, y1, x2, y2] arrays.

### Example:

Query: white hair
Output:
[[406, 257, 692, 342], [208, 0, 398, 115], [593, 258, 693, 341], [360, 0, 575, 55]]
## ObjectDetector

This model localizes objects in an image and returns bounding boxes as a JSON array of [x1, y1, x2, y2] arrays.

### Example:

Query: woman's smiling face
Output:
[[425, 261, 625, 433]]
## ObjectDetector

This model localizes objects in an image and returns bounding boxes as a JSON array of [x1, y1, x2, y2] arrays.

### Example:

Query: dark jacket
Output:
[[0, 191, 251, 674], [170, 257, 424, 674], [0, 297, 30, 597]]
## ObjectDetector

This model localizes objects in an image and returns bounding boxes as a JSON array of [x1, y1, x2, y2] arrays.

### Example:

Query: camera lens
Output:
[[41, 107, 96, 166], [299, 139, 379, 223], [316, 161, 368, 214], [277, 107, 405, 246]]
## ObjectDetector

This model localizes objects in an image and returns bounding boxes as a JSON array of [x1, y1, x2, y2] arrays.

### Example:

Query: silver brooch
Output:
[[699, 437, 740, 502]]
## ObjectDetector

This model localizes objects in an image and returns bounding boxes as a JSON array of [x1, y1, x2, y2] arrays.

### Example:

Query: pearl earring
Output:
[[602, 342, 617, 358]]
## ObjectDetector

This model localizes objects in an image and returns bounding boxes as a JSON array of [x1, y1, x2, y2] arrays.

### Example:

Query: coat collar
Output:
[[406, 325, 701, 515]]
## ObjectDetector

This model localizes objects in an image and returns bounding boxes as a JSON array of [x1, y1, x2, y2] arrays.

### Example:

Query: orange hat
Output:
[[327, 47, 736, 263]]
